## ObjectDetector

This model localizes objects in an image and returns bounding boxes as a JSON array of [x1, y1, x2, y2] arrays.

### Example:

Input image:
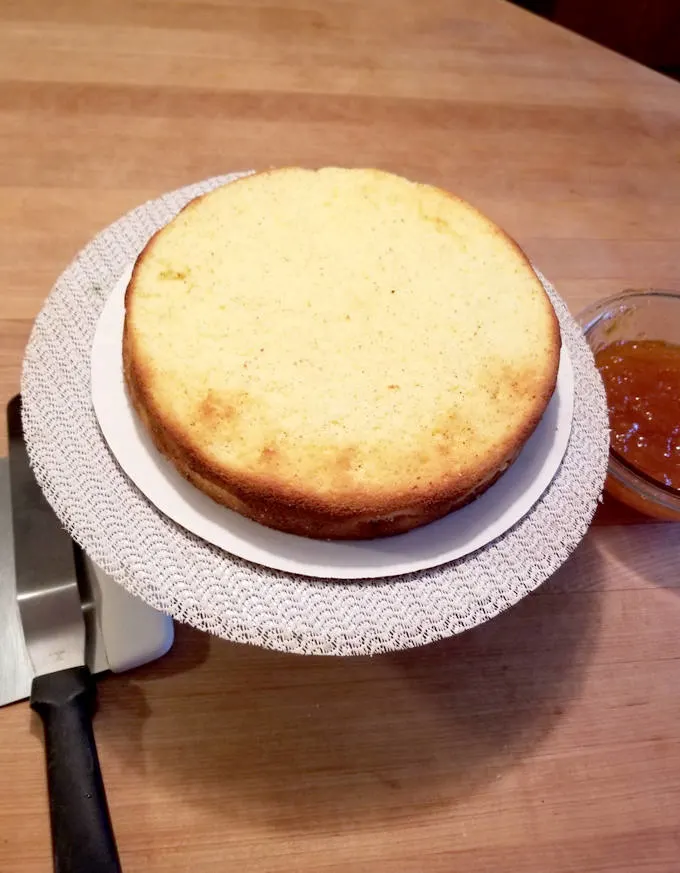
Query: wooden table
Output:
[[1, 1, 679, 870]]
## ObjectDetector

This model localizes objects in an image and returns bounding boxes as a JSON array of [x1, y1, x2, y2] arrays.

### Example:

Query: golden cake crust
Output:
[[123, 168, 561, 539]]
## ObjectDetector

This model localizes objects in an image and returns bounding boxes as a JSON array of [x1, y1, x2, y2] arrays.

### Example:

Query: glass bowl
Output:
[[579, 289, 680, 521]]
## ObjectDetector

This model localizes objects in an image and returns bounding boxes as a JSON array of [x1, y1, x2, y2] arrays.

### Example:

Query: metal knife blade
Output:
[[7, 395, 86, 677], [1, 458, 174, 708]]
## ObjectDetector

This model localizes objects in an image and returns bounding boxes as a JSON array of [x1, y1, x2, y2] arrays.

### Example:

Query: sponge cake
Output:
[[123, 168, 560, 539]]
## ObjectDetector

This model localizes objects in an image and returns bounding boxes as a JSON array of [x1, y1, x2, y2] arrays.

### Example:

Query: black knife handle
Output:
[[31, 666, 122, 873]]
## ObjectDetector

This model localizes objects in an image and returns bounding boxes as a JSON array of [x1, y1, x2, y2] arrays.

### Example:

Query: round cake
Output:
[[123, 168, 560, 539]]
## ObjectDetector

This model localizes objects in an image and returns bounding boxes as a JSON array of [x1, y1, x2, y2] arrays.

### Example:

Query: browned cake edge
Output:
[[122, 173, 561, 540]]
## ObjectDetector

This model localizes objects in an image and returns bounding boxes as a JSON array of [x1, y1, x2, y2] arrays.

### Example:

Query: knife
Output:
[[7, 395, 122, 873]]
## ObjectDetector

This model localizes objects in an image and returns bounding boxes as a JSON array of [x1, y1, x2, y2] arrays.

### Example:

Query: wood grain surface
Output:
[[1, 1, 679, 871]]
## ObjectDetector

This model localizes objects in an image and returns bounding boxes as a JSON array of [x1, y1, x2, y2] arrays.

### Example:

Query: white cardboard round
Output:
[[92, 266, 574, 579]]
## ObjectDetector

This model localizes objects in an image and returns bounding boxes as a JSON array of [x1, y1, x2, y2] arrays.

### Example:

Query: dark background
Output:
[[510, 0, 680, 80]]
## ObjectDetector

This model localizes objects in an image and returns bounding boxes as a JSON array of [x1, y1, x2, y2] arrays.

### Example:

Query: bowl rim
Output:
[[579, 288, 680, 506], [579, 288, 680, 336]]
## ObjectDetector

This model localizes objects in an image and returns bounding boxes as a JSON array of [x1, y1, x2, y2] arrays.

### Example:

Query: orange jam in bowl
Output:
[[580, 291, 680, 520], [595, 340, 680, 490]]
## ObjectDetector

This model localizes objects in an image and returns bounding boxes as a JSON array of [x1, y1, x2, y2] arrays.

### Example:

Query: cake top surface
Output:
[[124, 167, 560, 515]]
